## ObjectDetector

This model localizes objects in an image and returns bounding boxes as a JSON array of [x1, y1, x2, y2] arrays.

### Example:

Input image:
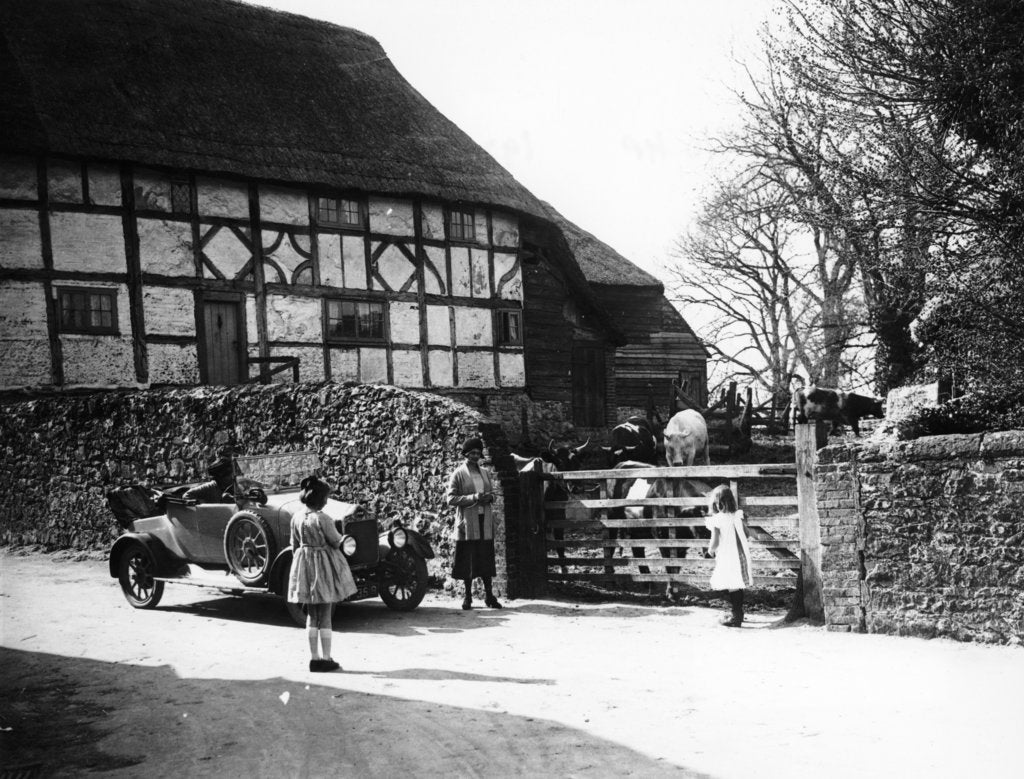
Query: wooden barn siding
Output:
[[522, 261, 614, 416]]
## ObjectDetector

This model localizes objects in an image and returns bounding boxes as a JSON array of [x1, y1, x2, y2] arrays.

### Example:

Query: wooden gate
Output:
[[517, 424, 825, 616]]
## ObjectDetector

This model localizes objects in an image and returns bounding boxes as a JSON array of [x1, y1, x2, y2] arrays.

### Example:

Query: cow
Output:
[[792, 385, 885, 436], [512, 439, 590, 575], [609, 460, 711, 595], [662, 409, 710, 467], [601, 416, 659, 467]]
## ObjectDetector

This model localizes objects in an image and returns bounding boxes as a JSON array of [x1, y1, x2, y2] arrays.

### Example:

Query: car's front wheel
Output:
[[378, 547, 428, 611], [118, 542, 165, 609], [223, 511, 278, 587]]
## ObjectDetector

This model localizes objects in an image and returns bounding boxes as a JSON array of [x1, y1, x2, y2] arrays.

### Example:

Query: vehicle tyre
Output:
[[378, 547, 428, 611], [284, 599, 307, 627], [118, 542, 165, 609], [223, 511, 278, 587]]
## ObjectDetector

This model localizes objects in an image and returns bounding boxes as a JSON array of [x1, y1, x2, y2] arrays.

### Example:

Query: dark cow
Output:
[[513, 439, 590, 574], [793, 385, 885, 436], [601, 416, 659, 467]]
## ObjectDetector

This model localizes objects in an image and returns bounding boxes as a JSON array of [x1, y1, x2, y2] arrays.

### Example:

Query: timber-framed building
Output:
[[0, 0, 705, 439]]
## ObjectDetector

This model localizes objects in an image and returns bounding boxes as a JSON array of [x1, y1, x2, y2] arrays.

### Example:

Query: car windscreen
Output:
[[234, 451, 322, 495]]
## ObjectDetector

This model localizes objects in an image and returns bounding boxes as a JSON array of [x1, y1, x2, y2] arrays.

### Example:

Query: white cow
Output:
[[663, 409, 710, 466]]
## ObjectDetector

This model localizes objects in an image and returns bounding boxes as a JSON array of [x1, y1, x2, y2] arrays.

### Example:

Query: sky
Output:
[[245, 0, 774, 285]]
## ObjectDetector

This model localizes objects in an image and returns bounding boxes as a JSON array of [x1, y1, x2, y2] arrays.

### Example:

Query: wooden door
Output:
[[572, 344, 606, 426], [202, 300, 243, 385]]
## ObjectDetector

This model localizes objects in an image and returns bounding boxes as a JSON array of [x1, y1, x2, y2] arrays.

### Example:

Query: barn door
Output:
[[202, 299, 244, 385], [572, 344, 605, 426]]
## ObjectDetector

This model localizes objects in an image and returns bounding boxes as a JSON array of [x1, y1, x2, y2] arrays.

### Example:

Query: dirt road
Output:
[[1, 550, 1022, 778]]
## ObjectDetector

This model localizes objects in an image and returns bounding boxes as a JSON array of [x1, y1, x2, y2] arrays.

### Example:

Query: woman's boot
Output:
[[462, 579, 473, 610], [483, 577, 502, 609]]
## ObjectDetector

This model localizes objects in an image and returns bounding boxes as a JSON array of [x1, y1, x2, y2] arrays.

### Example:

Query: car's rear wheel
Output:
[[118, 542, 165, 609], [378, 547, 428, 611], [223, 511, 277, 586]]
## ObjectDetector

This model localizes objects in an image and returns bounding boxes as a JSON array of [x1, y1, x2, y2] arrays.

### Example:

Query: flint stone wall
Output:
[[816, 432, 1024, 645], [0, 382, 528, 597]]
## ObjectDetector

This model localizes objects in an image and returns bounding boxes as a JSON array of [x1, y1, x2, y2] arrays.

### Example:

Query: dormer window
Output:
[[318, 196, 362, 228], [448, 208, 475, 242]]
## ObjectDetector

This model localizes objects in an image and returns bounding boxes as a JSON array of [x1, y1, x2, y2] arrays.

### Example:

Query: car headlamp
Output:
[[390, 527, 407, 548], [341, 535, 357, 557]]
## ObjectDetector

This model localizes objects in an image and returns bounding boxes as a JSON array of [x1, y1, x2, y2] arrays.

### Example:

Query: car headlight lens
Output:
[[341, 535, 357, 557], [390, 527, 407, 548]]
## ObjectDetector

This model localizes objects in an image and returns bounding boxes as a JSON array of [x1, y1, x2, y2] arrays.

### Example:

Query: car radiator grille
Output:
[[342, 518, 379, 567]]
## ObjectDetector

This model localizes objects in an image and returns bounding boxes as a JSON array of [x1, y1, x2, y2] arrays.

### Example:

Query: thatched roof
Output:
[[0, 0, 548, 217], [541, 202, 664, 289]]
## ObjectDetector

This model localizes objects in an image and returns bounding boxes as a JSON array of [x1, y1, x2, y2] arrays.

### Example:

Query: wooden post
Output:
[[515, 469, 548, 598], [795, 422, 827, 622]]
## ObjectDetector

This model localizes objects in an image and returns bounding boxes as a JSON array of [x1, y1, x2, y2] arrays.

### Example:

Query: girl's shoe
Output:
[[310, 659, 326, 671], [321, 659, 341, 672], [720, 615, 742, 627]]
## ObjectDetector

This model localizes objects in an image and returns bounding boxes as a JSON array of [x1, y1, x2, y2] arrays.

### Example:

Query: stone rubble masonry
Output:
[[0, 382, 532, 598], [815, 431, 1024, 645]]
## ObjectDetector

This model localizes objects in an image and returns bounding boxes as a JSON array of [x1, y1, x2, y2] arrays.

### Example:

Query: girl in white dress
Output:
[[705, 484, 753, 627], [287, 475, 357, 671]]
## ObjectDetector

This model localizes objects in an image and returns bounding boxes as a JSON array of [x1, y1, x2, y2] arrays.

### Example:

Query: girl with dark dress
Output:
[[445, 437, 502, 610]]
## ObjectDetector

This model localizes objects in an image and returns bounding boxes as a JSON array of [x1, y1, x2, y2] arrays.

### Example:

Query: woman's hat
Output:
[[461, 437, 483, 455]]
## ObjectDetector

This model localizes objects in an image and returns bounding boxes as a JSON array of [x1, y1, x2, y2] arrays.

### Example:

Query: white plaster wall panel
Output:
[[374, 243, 415, 292], [147, 343, 199, 385], [498, 352, 526, 386], [0, 154, 38, 200], [197, 177, 249, 219], [259, 185, 308, 226], [329, 348, 358, 382], [457, 352, 496, 388], [246, 345, 260, 381], [428, 351, 454, 387], [270, 345, 324, 383], [342, 235, 367, 289], [470, 248, 490, 297], [389, 302, 420, 345], [359, 347, 388, 383], [50, 213, 126, 273], [318, 233, 342, 287], [491, 212, 519, 248], [473, 211, 488, 245], [392, 348, 423, 387], [263, 231, 309, 284], [368, 197, 414, 236], [0, 337, 51, 388], [0, 210, 43, 269], [246, 297, 258, 348], [423, 245, 446, 295], [265, 294, 321, 342], [453, 307, 493, 347], [450, 246, 471, 297], [47, 159, 82, 204], [134, 168, 173, 212], [420, 203, 444, 240], [494, 252, 522, 300], [426, 305, 451, 346], [203, 226, 251, 280], [61, 336, 135, 386], [87, 164, 122, 207], [0, 281, 48, 336], [143, 286, 196, 337], [138, 218, 193, 276]]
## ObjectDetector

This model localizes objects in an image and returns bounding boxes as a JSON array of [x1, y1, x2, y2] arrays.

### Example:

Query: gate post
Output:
[[513, 468, 548, 598], [795, 422, 827, 622]]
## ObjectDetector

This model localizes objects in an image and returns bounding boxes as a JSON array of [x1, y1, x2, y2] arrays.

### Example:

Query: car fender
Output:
[[267, 548, 294, 596], [108, 533, 181, 579]]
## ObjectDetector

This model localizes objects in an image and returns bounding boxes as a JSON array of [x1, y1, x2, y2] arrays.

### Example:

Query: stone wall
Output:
[[0, 382, 524, 597], [816, 432, 1024, 645]]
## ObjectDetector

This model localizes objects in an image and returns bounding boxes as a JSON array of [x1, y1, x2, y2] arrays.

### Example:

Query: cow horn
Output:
[[548, 439, 557, 454], [510, 453, 533, 469], [573, 438, 590, 454]]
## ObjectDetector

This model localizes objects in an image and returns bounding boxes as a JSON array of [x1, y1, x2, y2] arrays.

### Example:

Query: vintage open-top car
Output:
[[107, 451, 434, 624]]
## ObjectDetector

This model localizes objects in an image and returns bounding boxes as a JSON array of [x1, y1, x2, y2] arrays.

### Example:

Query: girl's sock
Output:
[[307, 627, 320, 659], [319, 628, 333, 660]]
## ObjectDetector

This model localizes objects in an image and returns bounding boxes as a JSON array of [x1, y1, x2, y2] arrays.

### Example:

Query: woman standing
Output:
[[445, 437, 502, 610]]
